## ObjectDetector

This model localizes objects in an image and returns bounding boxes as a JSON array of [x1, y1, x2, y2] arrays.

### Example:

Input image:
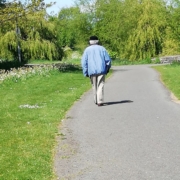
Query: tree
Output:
[[124, 0, 167, 60], [0, 0, 6, 7], [94, 0, 141, 57], [162, 0, 180, 55], [0, 0, 63, 61], [74, 0, 175, 60], [56, 6, 93, 50]]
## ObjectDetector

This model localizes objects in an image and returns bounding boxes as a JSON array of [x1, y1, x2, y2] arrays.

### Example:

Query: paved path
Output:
[[54, 65, 180, 180]]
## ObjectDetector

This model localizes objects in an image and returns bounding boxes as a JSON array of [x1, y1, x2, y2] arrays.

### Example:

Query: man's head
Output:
[[89, 36, 99, 45]]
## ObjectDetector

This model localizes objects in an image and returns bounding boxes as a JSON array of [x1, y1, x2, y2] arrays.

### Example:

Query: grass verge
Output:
[[28, 59, 81, 66], [0, 68, 91, 179], [153, 63, 180, 100], [27, 58, 157, 67]]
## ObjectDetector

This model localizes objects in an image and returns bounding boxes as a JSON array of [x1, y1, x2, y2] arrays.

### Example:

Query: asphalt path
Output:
[[54, 65, 180, 180]]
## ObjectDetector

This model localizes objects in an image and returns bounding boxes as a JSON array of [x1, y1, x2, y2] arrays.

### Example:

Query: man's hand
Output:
[[106, 66, 110, 74]]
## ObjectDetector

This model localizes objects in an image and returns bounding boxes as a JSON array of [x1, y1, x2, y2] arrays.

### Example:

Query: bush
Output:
[[108, 50, 118, 60], [154, 58, 161, 64], [0, 60, 27, 70]]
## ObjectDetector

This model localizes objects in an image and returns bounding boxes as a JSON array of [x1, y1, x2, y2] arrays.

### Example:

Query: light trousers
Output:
[[90, 74, 105, 104]]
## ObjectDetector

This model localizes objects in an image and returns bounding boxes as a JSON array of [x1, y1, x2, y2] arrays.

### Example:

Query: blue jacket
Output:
[[81, 45, 111, 77]]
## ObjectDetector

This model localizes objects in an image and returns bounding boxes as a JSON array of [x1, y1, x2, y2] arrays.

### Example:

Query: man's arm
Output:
[[103, 50, 111, 73], [81, 50, 88, 77]]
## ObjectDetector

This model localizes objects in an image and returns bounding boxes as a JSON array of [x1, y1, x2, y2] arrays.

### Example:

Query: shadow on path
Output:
[[103, 100, 133, 106]]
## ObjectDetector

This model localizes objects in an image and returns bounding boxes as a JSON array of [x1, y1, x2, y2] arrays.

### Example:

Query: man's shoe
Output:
[[97, 103, 103, 106]]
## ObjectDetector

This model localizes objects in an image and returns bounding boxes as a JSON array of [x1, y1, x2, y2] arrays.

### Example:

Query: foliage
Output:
[[0, 0, 62, 61], [94, 0, 138, 55], [124, 0, 167, 60], [56, 6, 92, 51], [70, 0, 180, 61], [0, 0, 6, 7], [108, 50, 118, 60], [2, 0, 180, 62], [0, 63, 82, 81], [0, 60, 27, 70], [162, 0, 180, 55], [20, 14, 63, 61], [153, 57, 161, 64]]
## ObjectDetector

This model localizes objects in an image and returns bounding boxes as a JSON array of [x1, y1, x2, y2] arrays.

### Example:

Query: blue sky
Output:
[[7, 0, 75, 15], [45, 0, 75, 15]]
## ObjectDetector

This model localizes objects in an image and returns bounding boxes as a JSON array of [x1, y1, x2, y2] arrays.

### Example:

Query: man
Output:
[[81, 35, 111, 106]]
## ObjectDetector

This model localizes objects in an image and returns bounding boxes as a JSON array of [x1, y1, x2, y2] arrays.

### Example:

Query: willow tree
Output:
[[56, 0, 179, 60], [93, 0, 143, 57], [162, 0, 180, 55], [20, 13, 62, 61], [0, 0, 62, 61], [75, 0, 144, 58], [0, 0, 6, 7], [124, 0, 167, 60]]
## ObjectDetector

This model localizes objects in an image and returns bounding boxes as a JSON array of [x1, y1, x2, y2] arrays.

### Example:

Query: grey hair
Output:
[[89, 40, 99, 45]]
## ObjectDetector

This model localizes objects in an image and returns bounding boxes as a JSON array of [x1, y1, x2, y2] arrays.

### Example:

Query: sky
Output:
[[45, 0, 75, 15], [7, 0, 75, 15]]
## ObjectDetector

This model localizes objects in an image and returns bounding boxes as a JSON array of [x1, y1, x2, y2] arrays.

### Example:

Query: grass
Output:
[[1, 57, 179, 179], [28, 60, 62, 65], [28, 59, 81, 66], [0, 68, 91, 179], [153, 62, 180, 100], [111, 58, 158, 66], [27, 57, 157, 67]]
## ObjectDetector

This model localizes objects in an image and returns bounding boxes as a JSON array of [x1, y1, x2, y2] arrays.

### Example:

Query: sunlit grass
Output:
[[153, 63, 180, 100], [0, 69, 91, 179], [28, 59, 81, 65], [27, 57, 157, 67], [28, 60, 61, 64]]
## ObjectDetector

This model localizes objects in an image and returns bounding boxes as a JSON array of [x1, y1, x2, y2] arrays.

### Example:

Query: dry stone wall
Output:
[[152, 55, 180, 64]]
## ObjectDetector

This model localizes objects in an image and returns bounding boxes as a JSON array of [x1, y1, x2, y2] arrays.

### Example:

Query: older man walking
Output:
[[81, 36, 111, 106]]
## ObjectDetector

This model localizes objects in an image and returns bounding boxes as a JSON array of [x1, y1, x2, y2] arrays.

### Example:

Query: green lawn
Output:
[[28, 59, 81, 65], [28, 58, 156, 67], [153, 63, 180, 100], [0, 69, 91, 179]]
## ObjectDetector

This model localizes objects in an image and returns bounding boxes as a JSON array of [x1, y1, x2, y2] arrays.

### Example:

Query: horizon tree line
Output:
[[0, 0, 180, 62]]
